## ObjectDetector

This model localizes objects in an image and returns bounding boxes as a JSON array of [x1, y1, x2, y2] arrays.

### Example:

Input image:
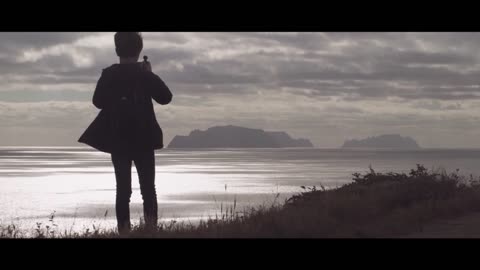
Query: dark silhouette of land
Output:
[[168, 125, 314, 148], [341, 134, 420, 149]]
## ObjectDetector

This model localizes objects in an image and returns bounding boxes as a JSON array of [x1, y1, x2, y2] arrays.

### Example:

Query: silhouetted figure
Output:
[[78, 32, 172, 234]]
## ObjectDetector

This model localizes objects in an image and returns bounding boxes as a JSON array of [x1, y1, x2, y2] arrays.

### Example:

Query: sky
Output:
[[1, 32, 480, 148]]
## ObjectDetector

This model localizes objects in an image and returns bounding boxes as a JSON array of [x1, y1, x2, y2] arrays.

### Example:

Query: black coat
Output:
[[78, 64, 172, 154]]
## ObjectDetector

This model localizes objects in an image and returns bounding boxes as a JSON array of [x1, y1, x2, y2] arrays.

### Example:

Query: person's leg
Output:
[[133, 150, 157, 230], [111, 152, 133, 234]]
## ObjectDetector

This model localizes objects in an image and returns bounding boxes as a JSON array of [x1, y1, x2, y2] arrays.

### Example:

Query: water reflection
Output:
[[3, 147, 480, 233]]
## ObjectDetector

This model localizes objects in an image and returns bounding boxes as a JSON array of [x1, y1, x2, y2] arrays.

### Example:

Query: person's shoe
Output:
[[117, 223, 131, 236], [144, 223, 157, 234]]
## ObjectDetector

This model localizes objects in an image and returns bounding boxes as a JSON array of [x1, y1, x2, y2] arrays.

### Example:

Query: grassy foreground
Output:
[[3, 165, 480, 238]]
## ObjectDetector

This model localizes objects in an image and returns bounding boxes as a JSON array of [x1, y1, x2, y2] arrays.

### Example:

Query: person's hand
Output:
[[142, 61, 152, 72]]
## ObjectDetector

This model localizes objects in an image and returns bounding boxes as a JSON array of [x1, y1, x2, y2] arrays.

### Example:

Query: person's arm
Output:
[[145, 72, 173, 105], [92, 69, 111, 109]]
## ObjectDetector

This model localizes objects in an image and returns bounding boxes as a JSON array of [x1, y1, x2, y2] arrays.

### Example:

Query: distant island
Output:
[[168, 125, 314, 148], [341, 134, 420, 149]]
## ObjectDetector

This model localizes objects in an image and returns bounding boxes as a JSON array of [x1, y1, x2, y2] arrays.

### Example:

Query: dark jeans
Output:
[[111, 150, 157, 233]]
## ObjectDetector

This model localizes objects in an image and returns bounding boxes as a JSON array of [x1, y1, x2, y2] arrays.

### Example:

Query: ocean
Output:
[[1, 147, 480, 234]]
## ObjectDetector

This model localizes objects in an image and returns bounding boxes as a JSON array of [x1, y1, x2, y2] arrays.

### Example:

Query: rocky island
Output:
[[168, 125, 314, 148], [341, 134, 420, 149]]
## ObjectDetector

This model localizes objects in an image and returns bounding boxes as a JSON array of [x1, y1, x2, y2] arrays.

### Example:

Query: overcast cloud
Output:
[[1, 32, 480, 148]]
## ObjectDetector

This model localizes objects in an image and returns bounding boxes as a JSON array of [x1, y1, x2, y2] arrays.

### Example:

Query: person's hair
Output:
[[114, 32, 143, 58]]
